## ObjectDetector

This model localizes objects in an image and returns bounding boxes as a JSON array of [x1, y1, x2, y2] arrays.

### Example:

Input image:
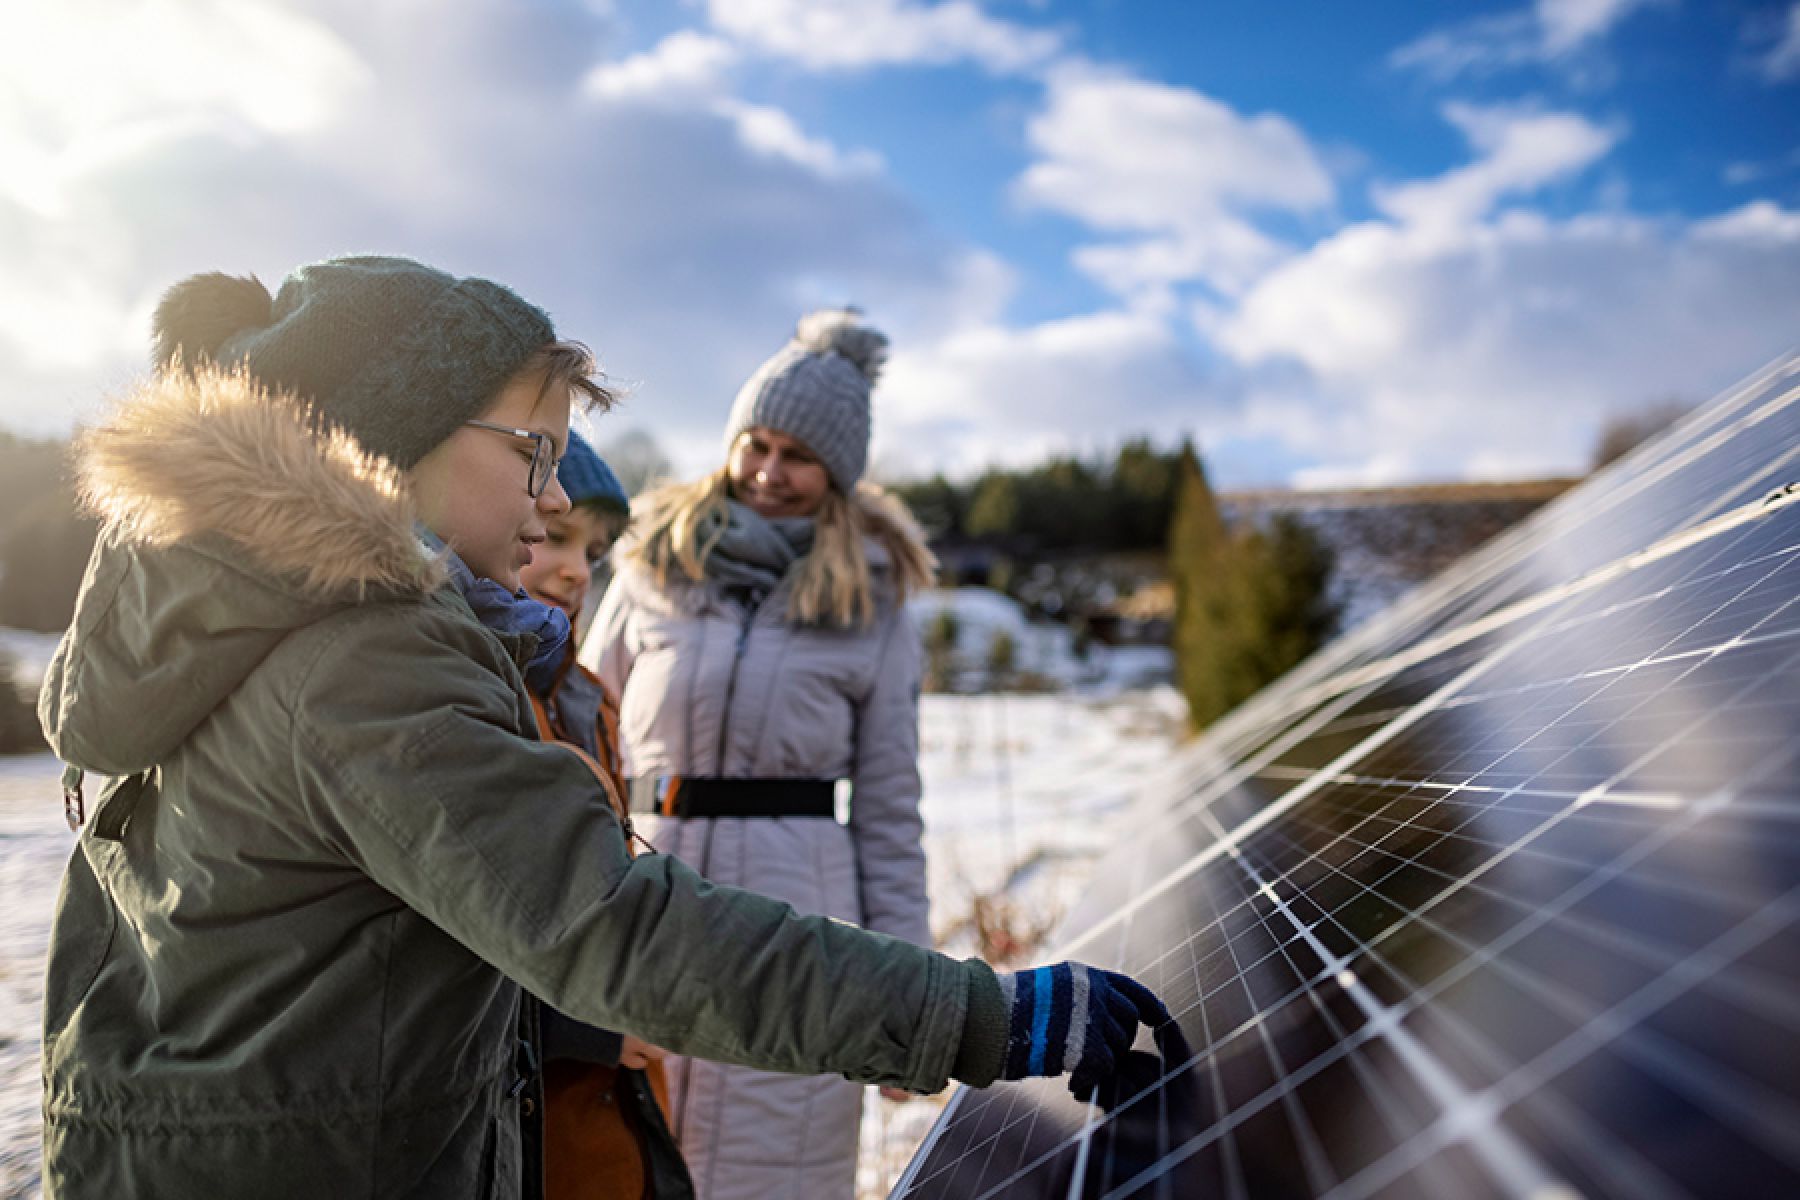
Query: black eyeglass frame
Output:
[[463, 419, 560, 498]]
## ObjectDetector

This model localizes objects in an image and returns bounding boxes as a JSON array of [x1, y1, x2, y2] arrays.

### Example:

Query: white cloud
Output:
[[1373, 103, 1620, 230], [1015, 67, 1334, 298], [583, 31, 880, 179], [877, 308, 1223, 477], [581, 31, 739, 104], [1210, 204, 1800, 484], [0, 0, 1002, 464], [704, 0, 1060, 74], [1750, 3, 1800, 82], [717, 100, 885, 178], [1537, 0, 1654, 55], [0, 0, 368, 217], [1692, 198, 1800, 241], [1391, 0, 1661, 81]]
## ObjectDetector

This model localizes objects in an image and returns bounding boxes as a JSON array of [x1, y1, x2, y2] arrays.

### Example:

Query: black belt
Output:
[[626, 776, 841, 819]]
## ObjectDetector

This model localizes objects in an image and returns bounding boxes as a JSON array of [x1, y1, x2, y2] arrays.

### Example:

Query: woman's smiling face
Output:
[[727, 427, 832, 519], [411, 368, 573, 591]]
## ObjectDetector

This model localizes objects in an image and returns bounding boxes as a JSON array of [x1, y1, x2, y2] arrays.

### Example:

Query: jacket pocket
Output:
[[42, 843, 119, 1042]]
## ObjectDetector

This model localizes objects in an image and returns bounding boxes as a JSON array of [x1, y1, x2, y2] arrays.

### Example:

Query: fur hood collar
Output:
[[40, 367, 446, 777], [77, 365, 443, 600]]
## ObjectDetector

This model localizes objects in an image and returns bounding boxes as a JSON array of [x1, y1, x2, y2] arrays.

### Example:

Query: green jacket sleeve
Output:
[[287, 602, 987, 1092]]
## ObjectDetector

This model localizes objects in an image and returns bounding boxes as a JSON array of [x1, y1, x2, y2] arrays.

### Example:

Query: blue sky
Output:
[[1, 0, 1796, 487]]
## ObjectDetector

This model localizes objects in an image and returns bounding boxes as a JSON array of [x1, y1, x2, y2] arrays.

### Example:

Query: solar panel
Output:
[[894, 352, 1800, 1199]]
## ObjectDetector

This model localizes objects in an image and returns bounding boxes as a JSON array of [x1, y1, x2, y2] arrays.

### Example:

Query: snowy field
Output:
[[0, 686, 1183, 1200], [0, 755, 64, 1200]]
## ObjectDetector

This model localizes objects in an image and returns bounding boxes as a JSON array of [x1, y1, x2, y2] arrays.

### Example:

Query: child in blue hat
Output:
[[517, 434, 687, 1198]]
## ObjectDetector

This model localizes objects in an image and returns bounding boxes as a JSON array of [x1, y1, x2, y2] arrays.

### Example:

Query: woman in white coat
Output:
[[580, 310, 935, 1200]]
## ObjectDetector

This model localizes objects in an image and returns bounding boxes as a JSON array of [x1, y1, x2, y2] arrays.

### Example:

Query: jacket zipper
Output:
[[712, 599, 759, 773]]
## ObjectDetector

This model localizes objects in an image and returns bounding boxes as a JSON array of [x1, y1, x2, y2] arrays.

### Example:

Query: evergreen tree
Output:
[[1168, 445, 1339, 731], [1168, 443, 1231, 728], [965, 473, 1021, 540], [922, 609, 962, 693]]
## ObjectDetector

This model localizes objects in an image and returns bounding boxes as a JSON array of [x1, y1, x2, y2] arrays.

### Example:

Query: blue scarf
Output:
[[421, 529, 570, 694]]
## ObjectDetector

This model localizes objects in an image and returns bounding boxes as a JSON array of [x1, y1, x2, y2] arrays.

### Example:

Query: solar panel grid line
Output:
[[1297, 360, 1800, 685], [1224, 849, 1528, 1200], [1264, 798, 1800, 1171], [1473, 884, 1800, 1163], [1233, 798, 1761, 1200], [1269, 482, 1800, 725], [1203, 815, 1569, 1200], [1200, 845, 1342, 1197], [1055, 616, 1545, 962], [1291, 787, 1800, 982], [1235, 841, 1695, 1200], [1244, 719, 1800, 1188], [1112, 676, 1396, 872]]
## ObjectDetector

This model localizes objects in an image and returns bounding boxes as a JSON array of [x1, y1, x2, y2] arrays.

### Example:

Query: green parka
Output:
[[36, 369, 1006, 1199]]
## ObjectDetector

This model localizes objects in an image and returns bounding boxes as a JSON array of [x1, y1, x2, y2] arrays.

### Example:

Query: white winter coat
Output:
[[579, 513, 929, 1200]]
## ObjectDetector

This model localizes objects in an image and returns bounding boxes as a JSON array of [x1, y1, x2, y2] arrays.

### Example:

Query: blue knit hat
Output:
[[557, 432, 629, 516]]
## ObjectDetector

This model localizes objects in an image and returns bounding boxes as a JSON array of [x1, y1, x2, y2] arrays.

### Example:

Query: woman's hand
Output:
[[619, 1035, 666, 1071]]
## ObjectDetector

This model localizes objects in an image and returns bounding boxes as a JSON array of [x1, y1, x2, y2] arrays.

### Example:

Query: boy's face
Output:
[[520, 506, 617, 620], [411, 368, 573, 591]]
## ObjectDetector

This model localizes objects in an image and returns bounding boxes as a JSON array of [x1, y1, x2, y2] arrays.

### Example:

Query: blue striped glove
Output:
[[997, 963, 1175, 1099]]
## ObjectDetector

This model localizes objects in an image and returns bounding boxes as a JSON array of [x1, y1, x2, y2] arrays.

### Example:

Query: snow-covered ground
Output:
[[856, 687, 1183, 1198], [0, 755, 63, 1200], [908, 587, 1173, 694]]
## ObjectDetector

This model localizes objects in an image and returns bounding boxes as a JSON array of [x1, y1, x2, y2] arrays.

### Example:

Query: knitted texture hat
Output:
[[557, 431, 630, 516], [721, 309, 887, 489], [151, 254, 556, 469]]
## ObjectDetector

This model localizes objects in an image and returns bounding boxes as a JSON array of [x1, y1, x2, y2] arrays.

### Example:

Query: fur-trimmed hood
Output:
[[40, 366, 445, 775]]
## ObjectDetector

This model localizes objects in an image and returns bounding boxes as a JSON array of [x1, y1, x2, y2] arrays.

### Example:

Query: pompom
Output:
[[151, 272, 273, 370], [793, 307, 888, 385]]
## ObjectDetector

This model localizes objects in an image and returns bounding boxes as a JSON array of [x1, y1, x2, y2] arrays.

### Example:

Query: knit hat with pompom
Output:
[[721, 308, 887, 489], [150, 254, 556, 468]]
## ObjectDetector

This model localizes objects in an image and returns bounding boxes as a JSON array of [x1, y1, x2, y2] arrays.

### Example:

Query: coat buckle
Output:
[[61, 765, 85, 831]]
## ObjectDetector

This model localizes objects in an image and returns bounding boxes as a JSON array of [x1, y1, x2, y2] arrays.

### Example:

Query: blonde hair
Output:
[[627, 470, 935, 628]]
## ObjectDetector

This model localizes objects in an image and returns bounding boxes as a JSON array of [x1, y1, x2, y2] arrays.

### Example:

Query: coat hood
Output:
[[40, 365, 445, 775]]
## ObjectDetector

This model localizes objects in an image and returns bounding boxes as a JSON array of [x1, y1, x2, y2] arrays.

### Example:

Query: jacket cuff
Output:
[[951, 959, 1008, 1088]]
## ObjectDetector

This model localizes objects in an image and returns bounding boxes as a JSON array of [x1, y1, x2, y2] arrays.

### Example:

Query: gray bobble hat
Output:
[[722, 309, 888, 489], [151, 254, 556, 469]]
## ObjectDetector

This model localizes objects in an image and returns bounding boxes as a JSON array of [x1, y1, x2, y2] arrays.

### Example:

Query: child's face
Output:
[[411, 368, 573, 591], [520, 506, 617, 620]]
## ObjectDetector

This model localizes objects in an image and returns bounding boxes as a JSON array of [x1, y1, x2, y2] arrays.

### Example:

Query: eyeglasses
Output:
[[463, 420, 560, 498]]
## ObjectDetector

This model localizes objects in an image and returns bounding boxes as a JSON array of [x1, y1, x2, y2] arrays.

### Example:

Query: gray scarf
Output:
[[699, 500, 816, 604]]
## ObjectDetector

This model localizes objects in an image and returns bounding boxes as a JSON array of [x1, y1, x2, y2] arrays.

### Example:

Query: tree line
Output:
[[0, 433, 95, 751], [892, 439, 1182, 553], [895, 440, 1341, 732]]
